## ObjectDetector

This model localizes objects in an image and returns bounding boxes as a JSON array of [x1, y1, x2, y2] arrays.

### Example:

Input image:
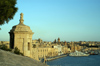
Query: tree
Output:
[[54, 39, 56, 43], [14, 47, 24, 56], [33, 44, 36, 48], [14, 47, 20, 54], [0, 0, 18, 25], [0, 44, 12, 51]]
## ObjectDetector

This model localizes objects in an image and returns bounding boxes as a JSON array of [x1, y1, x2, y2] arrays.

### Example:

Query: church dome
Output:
[[58, 38, 60, 40], [9, 13, 33, 34]]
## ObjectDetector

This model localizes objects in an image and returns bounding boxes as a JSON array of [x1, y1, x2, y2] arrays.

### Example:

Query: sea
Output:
[[46, 55, 100, 66]]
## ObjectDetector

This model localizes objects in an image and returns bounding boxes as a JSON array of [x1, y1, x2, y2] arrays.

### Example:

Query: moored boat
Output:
[[69, 50, 90, 56]]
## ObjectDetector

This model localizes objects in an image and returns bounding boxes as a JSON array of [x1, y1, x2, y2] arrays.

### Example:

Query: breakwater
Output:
[[46, 55, 67, 61]]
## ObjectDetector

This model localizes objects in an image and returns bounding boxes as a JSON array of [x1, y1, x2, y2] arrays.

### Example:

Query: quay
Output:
[[46, 54, 67, 61]]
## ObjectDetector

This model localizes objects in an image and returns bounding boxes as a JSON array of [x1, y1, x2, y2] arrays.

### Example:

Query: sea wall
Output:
[[46, 55, 67, 61]]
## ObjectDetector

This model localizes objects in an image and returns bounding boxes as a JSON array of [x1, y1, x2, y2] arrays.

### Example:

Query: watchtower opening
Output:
[[28, 42, 30, 50]]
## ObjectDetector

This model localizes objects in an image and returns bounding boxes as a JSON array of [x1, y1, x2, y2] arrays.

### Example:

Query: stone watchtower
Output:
[[9, 13, 34, 57]]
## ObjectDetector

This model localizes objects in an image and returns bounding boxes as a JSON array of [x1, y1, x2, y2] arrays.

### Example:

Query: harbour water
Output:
[[47, 55, 100, 66]]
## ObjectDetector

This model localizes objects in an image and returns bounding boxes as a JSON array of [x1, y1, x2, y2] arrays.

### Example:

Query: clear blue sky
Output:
[[0, 0, 100, 42]]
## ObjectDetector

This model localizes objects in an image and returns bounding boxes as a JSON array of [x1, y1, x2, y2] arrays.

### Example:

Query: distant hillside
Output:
[[0, 49, 48, 66]]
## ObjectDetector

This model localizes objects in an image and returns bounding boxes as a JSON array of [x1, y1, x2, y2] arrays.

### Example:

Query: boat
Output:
[[69, 50, 90, 56], [89, 51, 99, 55]]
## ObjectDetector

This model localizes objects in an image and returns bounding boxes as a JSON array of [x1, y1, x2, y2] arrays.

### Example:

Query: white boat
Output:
[[69, 50, 90, 56]]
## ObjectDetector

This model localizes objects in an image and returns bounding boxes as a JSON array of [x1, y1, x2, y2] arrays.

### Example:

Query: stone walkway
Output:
[[0, 49, 48, 66]]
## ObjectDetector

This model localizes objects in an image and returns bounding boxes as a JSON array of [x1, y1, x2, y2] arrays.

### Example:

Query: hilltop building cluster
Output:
[[0, 13, 100, 61]]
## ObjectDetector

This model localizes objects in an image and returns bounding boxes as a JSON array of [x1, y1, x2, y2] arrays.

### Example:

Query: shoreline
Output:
[[46, 55, 100, 66]]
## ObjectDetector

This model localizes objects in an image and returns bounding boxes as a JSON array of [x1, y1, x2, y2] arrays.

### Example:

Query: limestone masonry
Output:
[[9, 13, 34, 58]]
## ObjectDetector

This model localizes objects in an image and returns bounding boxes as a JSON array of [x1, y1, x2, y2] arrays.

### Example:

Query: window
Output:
[[28, 42, 30, 50]]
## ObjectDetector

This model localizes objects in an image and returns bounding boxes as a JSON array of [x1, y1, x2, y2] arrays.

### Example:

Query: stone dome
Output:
[[9, 13, 33, 34]]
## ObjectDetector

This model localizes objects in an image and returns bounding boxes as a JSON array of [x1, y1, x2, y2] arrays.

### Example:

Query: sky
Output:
[[0, 0, 100, 42]]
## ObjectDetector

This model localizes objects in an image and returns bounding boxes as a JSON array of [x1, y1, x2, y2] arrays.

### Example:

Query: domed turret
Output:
[[10, 13, 33, 33], [9, 13, 34, 57]]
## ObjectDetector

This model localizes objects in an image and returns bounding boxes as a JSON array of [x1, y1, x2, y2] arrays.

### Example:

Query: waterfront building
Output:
[[54, 45, 63, 55], [75, 45, 82, 51], [32, 47, 58, 61], [70, 42, 75, 52], [70, 42, 83, 52], [62, 46, 71, 54]]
